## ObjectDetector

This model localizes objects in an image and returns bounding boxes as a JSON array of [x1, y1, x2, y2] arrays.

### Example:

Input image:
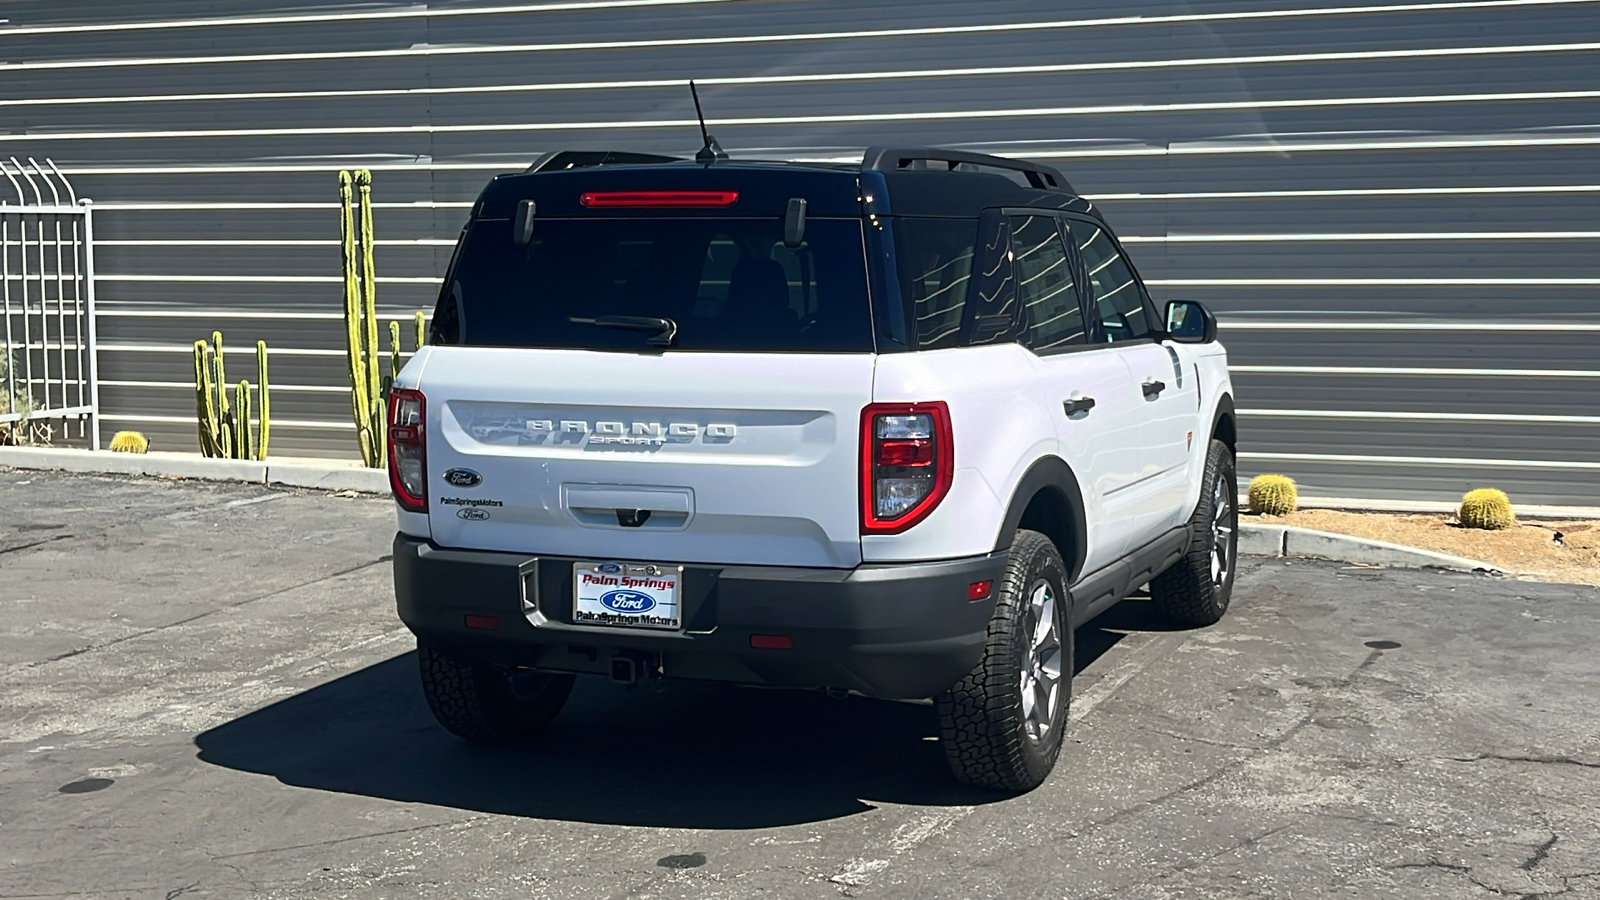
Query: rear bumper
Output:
[[392, 533, 1004, 699]]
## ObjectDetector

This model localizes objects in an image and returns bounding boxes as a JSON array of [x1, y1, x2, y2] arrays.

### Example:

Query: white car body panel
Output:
[[406, 345, 875, 568]]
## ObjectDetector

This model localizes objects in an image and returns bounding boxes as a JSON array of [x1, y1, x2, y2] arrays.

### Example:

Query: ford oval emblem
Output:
[[457, 508, 490, 521], [596, 563, 623, 574], [444, 468, 482, 488], [599, 589, 656, 614]]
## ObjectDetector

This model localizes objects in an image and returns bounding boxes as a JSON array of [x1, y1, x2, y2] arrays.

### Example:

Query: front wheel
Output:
[[936, 529, 1072, 792], [1149, 438, 1238, 627], [417, 642, 575, 743]]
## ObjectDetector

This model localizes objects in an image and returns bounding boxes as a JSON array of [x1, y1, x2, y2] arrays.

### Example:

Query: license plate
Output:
[[572, 561, 683, 630]]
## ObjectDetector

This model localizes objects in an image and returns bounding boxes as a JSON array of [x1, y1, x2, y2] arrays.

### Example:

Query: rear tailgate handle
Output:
[[562, 484, 694, 530]]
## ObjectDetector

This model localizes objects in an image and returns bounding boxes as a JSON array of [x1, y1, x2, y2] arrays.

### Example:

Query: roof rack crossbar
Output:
[[861, 147, 1073, 193], [527, 150, 684, 173]]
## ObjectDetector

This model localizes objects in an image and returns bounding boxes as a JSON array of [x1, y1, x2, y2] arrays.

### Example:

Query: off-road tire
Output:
[[417, 642, 575, 743], [935, 529, 1072, 792], [1149, 439, 1238, 627]]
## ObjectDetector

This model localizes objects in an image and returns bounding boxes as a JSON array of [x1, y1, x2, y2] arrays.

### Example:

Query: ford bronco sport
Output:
[[390, 147, 1238, 792]]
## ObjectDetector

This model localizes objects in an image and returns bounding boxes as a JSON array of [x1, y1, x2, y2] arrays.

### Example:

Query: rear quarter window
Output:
[[891, 218, 977, 351]]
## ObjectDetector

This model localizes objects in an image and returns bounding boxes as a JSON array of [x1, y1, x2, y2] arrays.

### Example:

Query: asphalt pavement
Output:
[[1, 470, 1597, 899]]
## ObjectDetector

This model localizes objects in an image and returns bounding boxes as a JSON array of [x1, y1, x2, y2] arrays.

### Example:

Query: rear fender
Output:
[[993, 457, 1088, 584]]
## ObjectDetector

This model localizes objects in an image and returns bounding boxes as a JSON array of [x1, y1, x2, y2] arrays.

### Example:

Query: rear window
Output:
[[433, 217, 873, 352]]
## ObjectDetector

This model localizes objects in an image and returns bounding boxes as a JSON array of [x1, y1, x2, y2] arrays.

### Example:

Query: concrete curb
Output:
[[0, 446, 388, 494], [0, 447, 1508, 574], [1240, 523, 1504, 575]]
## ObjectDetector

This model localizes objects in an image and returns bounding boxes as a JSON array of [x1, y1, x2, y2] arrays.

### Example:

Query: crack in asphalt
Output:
[[1081, 823, 1297, 900], [207, 818, 485, 862], [1447, 754, 1600, 770], [17, 556, 391, 671], [0, 533, 74, 556], [1521, 833, 1559, 871]]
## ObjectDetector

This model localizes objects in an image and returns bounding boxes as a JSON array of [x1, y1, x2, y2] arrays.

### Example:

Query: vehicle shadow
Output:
[[194, 598, 1176, 829]]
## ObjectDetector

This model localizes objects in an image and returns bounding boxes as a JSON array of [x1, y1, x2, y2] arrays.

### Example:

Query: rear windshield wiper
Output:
[[567, 315, 678, 347]]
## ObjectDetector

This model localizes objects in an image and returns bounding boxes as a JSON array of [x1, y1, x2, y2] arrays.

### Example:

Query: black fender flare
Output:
[[992, 456, 1089, 584], [1210, 392, 1237, 450]]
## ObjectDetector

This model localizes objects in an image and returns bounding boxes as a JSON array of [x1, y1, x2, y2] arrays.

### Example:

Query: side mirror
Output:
[[1165, 299, 1217, 344]]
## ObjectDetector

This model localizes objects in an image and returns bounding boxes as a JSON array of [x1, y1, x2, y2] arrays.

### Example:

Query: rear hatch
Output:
[[416, 165, 876, 568]]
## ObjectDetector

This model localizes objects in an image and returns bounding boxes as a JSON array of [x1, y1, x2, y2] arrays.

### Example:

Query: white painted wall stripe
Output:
[[6, 40, 1596, 108], [1239, 451, 1600, 469], [13, 89, 1600, 143], [97, 239, 455, 247], [101, 379, 351, 394], [95, 273, 1600, 288], [5, 0, 1594, 72], [97, 309, 426, 321], [100, 343, 347, 357], [1238, 408, 1600, 424], [100, 413, 353, 429], [0, 0, 730, 37], [1232, 365, 1600, 377], [96, 274, 443, 285], [94, 201, 473, 210], [1092, 184, 1600, 200], [1224, 322, 1600, 331], [93, 233, 1600, 248], [1148, 278, 1600, 285], [1121, 231, 1600, 242]]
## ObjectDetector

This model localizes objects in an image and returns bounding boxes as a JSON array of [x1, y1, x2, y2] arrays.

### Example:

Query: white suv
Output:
[[390, 148, 1238, 792]]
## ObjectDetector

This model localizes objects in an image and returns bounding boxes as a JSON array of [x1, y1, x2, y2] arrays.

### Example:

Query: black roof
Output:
[[473, 147, 1096, 219]]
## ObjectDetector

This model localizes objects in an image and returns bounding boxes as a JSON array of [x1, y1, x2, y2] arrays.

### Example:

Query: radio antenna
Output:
[[689, 80, 728, 165]]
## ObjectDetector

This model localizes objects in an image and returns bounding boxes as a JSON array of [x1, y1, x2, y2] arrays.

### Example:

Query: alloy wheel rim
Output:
[[1019, 579, 1063, 742], [1211, 475, 1235, 587]]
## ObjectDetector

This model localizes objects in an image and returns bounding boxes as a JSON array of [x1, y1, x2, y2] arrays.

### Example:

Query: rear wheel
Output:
[[936, 530, 1072, 792], [1149, 438, 1238, 627], [417, 642, 574, 743]]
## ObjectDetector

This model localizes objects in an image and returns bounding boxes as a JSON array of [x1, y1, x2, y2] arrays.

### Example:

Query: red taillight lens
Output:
[[387, 388, 427, 513], [579, 190, 739, 208], [860, 402, 953, 534]]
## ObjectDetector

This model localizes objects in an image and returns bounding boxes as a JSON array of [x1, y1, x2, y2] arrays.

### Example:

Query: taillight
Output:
[[860, 402, 953, 534], [388, 388, 427, 513]]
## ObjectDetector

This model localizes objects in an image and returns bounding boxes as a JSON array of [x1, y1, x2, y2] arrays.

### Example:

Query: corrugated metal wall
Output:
[[3, 0, 1597, 505]]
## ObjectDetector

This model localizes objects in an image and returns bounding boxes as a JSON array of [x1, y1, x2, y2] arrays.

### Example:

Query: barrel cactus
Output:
[[1459, 488, 1515, 530], [1248, 474, 1298, 515], [108, 431, 149, 453]]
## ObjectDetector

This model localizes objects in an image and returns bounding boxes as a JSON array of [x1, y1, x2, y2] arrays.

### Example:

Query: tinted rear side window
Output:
[[436, 217, 873, 352], [1008, 214, 1085, 352], [892, 218, 976, 350]]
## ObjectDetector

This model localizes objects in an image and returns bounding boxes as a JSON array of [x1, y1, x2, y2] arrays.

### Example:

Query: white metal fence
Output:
[[0, 157, 99, 448]]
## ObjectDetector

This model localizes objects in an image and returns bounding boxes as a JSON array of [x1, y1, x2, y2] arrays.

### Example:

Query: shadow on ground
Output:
[[195, 598, 1177, 828]]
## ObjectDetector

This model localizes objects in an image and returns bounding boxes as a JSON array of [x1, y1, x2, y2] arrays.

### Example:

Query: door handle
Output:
[[1063, 396, 1096, 416], [1142, 379, 1166, 398]]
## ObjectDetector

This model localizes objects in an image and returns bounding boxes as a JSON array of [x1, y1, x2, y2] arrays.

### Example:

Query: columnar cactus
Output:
[[1247, 474, 1299, 516], [193, 332, 271, 461], [338, 169, 430, 467], [340, 169, 392, 467], [256, 339, 271, 460], [1459, 488, 1516, 530]]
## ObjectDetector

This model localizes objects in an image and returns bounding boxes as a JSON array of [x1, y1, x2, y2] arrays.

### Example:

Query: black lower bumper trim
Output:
[[392, 534, 1005, 700]]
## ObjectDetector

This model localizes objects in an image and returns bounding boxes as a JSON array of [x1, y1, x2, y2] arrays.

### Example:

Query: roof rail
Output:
[[861, 147, 1073, 193], [526, 150, 684, 172]]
